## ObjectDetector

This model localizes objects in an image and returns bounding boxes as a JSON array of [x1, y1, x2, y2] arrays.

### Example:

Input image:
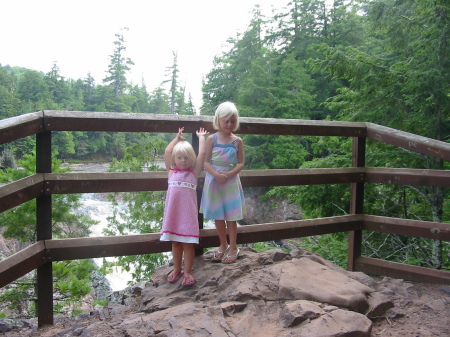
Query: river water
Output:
[[63, 162, 132, 290]]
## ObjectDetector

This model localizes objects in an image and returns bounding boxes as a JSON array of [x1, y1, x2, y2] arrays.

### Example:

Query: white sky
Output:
[[1, 0, 284, 110]]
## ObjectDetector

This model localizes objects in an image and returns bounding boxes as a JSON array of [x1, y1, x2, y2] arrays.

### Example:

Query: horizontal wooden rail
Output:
[[362, 215, 450, 241], [42, 111, 368, 137], [44, 215, 363, 261], [240, 168, 365, 187], [1, 167, 446, 214], [365, 167, 450, 187], [366, 123, 450, 161], [0, 241, 46, 288], [354, 256, 450, 284], [0, 174, 44, 213], [3, 214, 449, 287], [0, 112, 43, 145], [43, 168, 365, 195]]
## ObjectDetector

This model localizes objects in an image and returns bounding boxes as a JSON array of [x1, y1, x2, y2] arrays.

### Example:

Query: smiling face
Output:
[[219, 115, 238, 134]]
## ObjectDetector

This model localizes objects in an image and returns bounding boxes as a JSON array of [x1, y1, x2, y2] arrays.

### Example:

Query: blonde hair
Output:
[[171, 141, 196, 168], [212, 101, 240, 131]]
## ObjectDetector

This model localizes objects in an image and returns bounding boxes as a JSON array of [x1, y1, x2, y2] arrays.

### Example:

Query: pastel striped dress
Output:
[[161, 168, 199, 244], [200, 134, 246, 221]]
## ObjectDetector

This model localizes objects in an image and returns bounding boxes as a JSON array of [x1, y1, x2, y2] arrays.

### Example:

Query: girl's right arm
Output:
[[164, 127, 185, 172]]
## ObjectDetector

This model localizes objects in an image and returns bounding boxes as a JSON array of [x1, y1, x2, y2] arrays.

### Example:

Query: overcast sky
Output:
[[1, 0, 284, 110]]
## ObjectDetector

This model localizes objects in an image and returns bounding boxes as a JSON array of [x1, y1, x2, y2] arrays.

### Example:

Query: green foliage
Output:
[[251, 241, 288, 253], [0, 260, 98, 317], [0, 152, 95, 241], [0, 153, 98, 317], [288, 234, 349, 269], [52, 260, 96, 316]]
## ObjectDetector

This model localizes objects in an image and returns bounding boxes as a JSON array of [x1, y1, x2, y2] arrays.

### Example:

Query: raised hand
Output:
[[177, 127, 186, 140], [196, 127, 209, 137]]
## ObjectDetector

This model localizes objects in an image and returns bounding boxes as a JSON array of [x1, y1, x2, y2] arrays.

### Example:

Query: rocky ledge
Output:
[[2, 246, 409, 336]]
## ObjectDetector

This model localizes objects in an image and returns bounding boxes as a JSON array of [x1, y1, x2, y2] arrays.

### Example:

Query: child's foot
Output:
[[181, 274, 195, 286], [222, 248, 240, 264], [167, 270, 184, 283], [212, 246, 229, 261]]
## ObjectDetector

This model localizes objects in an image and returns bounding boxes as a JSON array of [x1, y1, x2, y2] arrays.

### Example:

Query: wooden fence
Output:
[[0, 110, 449, 327]]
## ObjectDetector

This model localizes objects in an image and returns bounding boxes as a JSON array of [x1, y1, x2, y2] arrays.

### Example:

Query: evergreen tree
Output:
[[0, 65, 21, 119], [45, 62, 70, 108], [103, 28, 135, 110]]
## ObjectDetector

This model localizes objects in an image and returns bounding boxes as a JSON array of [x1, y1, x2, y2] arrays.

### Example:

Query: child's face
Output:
[[219, 115, 237, 133], [174, 152, 192, 170]]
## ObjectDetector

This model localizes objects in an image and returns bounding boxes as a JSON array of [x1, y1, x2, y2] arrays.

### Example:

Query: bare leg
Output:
[[182, 243, 195, 276], [223, 221, 238, 262], [182, 243, 195, 285], [167, 241, 183, 281], [215, 219, 229, 253]]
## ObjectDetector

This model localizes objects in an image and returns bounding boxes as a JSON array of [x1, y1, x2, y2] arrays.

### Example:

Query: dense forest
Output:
[[0, 0, 449, 319]]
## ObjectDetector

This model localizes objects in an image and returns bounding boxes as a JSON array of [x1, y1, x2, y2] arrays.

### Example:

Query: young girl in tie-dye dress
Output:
[[200, 102, 246, 264]]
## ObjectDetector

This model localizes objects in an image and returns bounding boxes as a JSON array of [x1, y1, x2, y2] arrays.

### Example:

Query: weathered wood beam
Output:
[[238, 117, 366, 137], [0, 112, 43, 145], [240, 168, 365, 187], [354, 256, 450, 284], [235, 215, 364, 243], [0, 241, 46, 288], [366, 123, 450, 161], [365, 167, 450, 187], [0, 174, 44, 212], [43, 111, 212, 134], [45, 233, 172, 261], [45, 215, 363, 261], [43, 111, 367, 137], [362, 215, 450, 241], [43, 168, 366, 195], [44, 171, 169, 194]]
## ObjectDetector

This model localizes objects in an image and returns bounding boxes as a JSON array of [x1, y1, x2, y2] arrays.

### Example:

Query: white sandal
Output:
[[212, 246, 229, 261]]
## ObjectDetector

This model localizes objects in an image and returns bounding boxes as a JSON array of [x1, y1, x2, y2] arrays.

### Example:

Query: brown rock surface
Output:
[[1, 247, 449, 336]]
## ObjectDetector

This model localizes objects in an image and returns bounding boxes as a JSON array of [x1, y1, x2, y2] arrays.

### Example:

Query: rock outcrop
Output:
[[242, 187, 303, 225], [77, 248, 391, 337], [3, 246, 450, 336]]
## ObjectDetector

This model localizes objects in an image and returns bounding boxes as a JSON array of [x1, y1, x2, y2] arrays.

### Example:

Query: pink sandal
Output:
[[182, 274, 195, 286], [167, 270, 184, 283]]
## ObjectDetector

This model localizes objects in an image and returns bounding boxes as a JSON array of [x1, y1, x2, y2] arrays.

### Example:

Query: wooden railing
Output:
[[1, 110, 449, 327]]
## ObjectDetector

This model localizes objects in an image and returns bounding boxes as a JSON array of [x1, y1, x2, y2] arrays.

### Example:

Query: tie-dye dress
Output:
[[161, 168, 199, 244], [200, 134, 246, 221]]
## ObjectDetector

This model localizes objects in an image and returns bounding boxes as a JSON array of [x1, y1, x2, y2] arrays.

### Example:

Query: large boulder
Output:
[[109, 248, 391, 336], [4, 248, 398, 336]]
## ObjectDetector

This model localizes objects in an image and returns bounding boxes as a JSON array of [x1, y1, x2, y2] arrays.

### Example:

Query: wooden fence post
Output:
[[36, 127, 53, 327], [192, 132, 204, 256], [348, 136, 365, 271]]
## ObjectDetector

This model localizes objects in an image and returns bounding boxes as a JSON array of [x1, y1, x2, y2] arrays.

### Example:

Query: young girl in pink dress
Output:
[[161, 127, 208, 286]]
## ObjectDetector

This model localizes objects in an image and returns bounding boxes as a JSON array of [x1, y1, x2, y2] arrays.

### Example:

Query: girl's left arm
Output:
[[223, 138, 245, 178], [193, 127, 209, 176], [164, 127, 185, 171]]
